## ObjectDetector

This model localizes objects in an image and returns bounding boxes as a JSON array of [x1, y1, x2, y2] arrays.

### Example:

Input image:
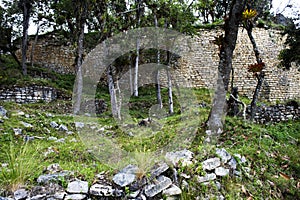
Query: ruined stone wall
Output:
[[19, 28, 300, 102]]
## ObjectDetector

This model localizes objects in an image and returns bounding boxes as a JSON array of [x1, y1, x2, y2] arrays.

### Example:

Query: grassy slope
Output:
[[0, 56, 299, 199]]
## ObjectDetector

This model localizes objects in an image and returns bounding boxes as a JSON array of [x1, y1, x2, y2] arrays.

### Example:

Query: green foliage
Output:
[[279, 24, 300, 70]]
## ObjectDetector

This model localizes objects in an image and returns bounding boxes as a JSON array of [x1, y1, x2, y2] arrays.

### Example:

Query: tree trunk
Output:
[[154, 12, 162, 108], [207, 0, 246, 136], [21, 0, 32, 76], [108, 66, 119, 119], [73, 1, 87, 114], [166, 52, 173, 114], [30, 22, 44, 67], [133, 0, 141, 97], [246, 23, 265, 121]]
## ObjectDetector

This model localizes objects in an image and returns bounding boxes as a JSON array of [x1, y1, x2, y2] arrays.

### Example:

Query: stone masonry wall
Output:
[[18, 28, 300, 102], [0, 86, 57, 103]]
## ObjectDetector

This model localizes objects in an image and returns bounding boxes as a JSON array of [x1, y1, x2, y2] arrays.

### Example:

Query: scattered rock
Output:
[[89, 184, 114, 197], [215, 167, 229, 177], [197, 173, 216, 183], [47, 163, 62, 173], [75, 122, 84, 129], [216, 148, 231, 163], [14, 189, 28, 200], [0, 106, 7, 117], [144, 175, 172, 197], [165, 149, 193, 167], [20, 121, 33, 128], [162, 184, 182, 196], [48, 136, 58, 141], [202, 158, 221, 171], [66, 180, 89, 194], [150, 162, 169, 178], [55, 138, 65, 143], [50, 121, 59, 128], [37, 172, 70, 184], [228, 157, 237, 169], [113, 165, 139, 187], [30, 194, 46, 200], [13, 128, 22, 135], [58, 124, 68, 132], [64, 194, 86, 200]]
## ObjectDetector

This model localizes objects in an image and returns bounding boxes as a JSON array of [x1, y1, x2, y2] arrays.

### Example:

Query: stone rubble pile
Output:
[[0, 148, 248, 200]]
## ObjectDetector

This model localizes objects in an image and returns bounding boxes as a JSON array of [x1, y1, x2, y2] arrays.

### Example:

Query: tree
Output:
[[207, 0, 247, 137]]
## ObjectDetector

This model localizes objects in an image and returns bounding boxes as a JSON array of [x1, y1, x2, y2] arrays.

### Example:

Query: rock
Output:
[[30, 194, 46, 200], [58, 124, 68, 132], [228, 157, 237, 169], [67, 180, 89, 194], [48, 136, 58, 141], [89, 184, 114, 197], [128, 190, 140, 198], [55, 138, 65, 143], [150, 162, 169, 178], [162, 184, 182, 196], [50, 121, 59, 128], [113, 173, 135, 187], [216, 148, 231, 163], [46, 113, 53, 117], [47, 163, 62, 173], [52, 192, 66, 200], [64, 194, 86, 200], [20, 121, 33, 128], [14, 189, 28, 200], [113, 165, 139, 187], [165, 149, 193, 167], [215, 167, 229, 177], [144, 175, 172, 197], [202, 158, 221, 171], [0, 106, 7, 117], [37, 172, 69, 184], [75, 122, 85, 129], [197, 173, 216, 183], [13, 128, 22, 136], [234, 154, 247, 164], [24, 135, 35, 142]]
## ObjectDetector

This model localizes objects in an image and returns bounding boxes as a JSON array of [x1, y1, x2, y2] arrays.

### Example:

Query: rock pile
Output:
[[0, 149, 248, 200]]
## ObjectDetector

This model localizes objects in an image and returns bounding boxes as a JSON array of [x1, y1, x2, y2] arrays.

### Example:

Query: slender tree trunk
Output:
[[129, 55, 133, 95], [246, 23, 265, 121], [21, 0, 32, 76], [133, 0, 141, 97], [207, 0, 246, 136], [115, 77, 122, 120], [108, 66, 119, 119], [166, 52, 173, 114], [73, 1, 87, 114], [154, 12, 162, 108]]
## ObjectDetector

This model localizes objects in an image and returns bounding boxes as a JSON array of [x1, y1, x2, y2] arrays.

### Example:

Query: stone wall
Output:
[[0, 86, 57, 103], [253, 104, 299, 124], [19, 28, 300, 102]]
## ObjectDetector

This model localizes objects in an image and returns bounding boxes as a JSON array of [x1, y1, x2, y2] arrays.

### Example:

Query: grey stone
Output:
[[162, 184, 182, 196], [55, 138, 65, 143], [0, 106, 7, 117], [197, 173, 216, 183], [13, 128, 22, 136], [89, 184, 114, 197], [58, 124, 68, 132], [128, 190, 140, 198], [24, 135, 35, 142], [202, 158, 221, 171], [228, 157, 237, 169], [150, 162, 169, 178], [50, 121, 59, 128], [20, 121, 33, 128], [67, 180, 89, 194], [30, 194, 46, 200], [48, 136, 58, 141], [52, 192, 66, 200], [144, 175, 172, 197], [47, 163, 62, 173], [165, 149, 193, 167], [215, 167, 229, 176], [216, 148, 231, 163], [64, 194, 86, 200], [75, 122, 85, 129], [37, 172, 69, 184], [113, 172, 135, 187], [14, 189, 28, 200]]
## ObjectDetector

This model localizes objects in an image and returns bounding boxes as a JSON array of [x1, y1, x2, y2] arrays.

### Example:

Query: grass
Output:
[[0, 58, 299, 198]]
